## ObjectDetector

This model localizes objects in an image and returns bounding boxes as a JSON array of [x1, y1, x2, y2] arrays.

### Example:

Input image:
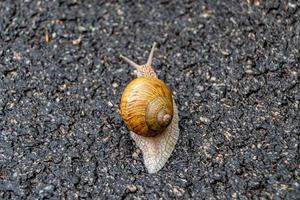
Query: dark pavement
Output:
[[0, 1, 299, 199]]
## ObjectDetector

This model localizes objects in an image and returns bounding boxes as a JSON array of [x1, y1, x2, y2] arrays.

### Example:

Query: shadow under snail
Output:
[[119, 43, 179, 173]]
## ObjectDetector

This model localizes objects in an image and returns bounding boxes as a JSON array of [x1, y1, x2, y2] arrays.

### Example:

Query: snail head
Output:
[[120, 42, 158, 78]]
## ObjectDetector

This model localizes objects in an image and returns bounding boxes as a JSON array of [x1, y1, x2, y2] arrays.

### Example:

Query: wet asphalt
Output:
[[0, 1, 299, 199]]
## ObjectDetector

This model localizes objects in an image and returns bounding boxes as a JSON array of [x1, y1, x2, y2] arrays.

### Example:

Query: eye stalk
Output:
[[120, 42, 157, 78]]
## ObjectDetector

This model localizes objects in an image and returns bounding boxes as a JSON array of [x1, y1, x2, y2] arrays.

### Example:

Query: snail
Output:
[[119, 42, 179, 173]]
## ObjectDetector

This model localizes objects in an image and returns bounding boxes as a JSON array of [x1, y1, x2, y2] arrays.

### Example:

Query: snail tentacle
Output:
[[120, 55, 140, 70], [146, 42, 157, 66], [120, 43, 157, 78]]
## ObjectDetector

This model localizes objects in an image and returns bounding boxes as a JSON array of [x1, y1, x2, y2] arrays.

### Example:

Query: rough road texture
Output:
[[0, 0, 299, 199]]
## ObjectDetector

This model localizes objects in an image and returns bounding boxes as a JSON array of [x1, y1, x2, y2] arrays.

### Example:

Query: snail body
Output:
[[120, 43, 179, 173]]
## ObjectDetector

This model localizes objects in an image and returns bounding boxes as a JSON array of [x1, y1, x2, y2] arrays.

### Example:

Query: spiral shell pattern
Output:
[[120, 77, 173, 137]]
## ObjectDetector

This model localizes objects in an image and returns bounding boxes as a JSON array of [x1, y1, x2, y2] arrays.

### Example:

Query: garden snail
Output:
[[120, 42, 179, 173]]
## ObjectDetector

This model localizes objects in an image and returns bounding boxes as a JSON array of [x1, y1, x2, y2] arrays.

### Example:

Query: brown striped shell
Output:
[[120, 77, 173, 137]]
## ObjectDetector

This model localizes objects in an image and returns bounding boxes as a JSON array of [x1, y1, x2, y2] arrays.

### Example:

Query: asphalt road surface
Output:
[[0, 1, 299, 199]]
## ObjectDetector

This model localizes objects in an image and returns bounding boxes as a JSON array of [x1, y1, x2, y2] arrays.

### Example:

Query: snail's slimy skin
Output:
[[130, 99, 179, 173]]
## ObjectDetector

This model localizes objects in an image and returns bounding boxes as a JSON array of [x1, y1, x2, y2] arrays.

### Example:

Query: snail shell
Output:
[[119, 42, 179, 173], [120, 77, 173, 137]]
